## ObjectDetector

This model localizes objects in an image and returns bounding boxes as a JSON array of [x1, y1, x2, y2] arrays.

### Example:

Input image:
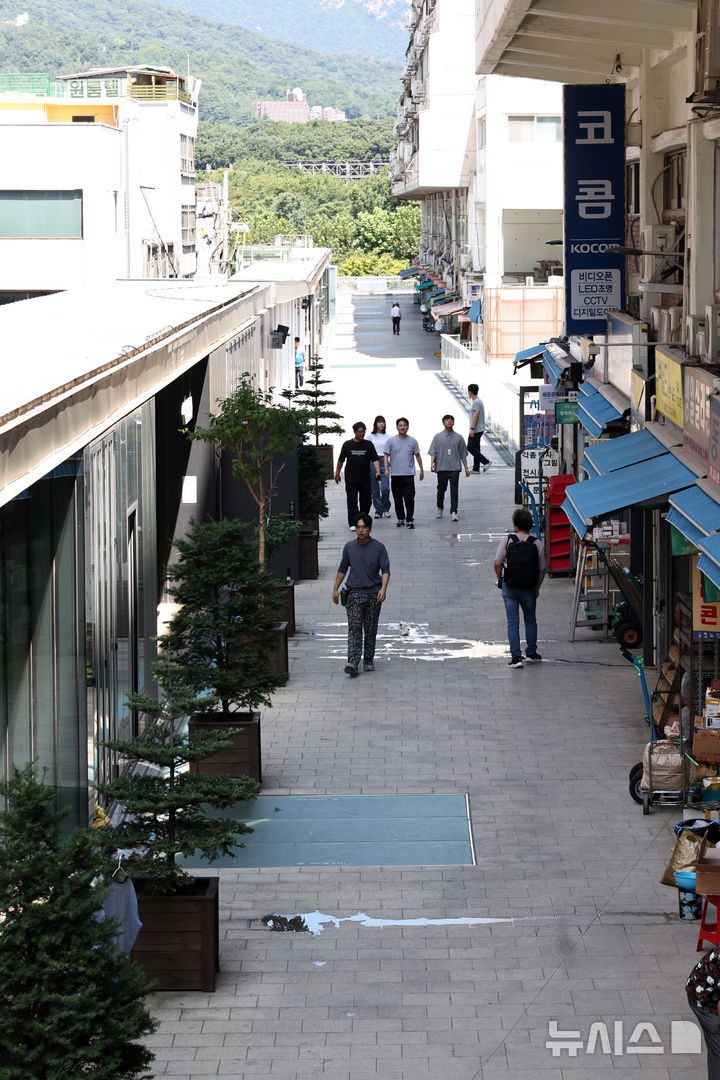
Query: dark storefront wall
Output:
[[0, 460, 86, 823]]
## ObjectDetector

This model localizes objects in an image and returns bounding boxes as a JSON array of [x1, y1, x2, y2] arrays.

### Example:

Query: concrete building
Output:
[[0, 249, 332, 824], [0, 66, 200, 299], [390, 0, 563, 452]]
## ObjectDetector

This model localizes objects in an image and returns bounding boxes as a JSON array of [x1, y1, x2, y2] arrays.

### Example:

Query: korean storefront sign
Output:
[[693, 556, 720, 639], [709, 394, 720, 489], [684, 366, 720, 465], [563, 84, 626, 335], [655, 348, 684, 428]]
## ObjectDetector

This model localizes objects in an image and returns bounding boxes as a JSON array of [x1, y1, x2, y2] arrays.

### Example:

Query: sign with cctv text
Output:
[[563, 84, 626, 335]]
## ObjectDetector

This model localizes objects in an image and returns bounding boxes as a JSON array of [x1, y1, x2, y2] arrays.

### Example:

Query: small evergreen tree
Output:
[[0, 764, 156, 1080], [187, 374, 310, 569], [298, 443, 329, 522], [292, 357, 344, 446], [156, 517, 287, 713], [98, 687, 260, 895]]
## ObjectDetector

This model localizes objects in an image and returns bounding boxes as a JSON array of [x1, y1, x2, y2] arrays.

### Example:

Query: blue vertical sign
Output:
[[563, 84, 626, 335]]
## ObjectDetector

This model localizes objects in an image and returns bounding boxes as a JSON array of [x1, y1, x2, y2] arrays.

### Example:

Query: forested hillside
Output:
[[196, 117, 395, 169], [0, 0, 401, 122], [155, 0, 409, 62]]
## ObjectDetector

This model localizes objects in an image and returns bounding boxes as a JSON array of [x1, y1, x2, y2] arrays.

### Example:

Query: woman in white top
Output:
[[368, 416, 392, 518]]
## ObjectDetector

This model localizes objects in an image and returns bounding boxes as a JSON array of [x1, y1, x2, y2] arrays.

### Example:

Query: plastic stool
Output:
[[697, 895, 720, 950]]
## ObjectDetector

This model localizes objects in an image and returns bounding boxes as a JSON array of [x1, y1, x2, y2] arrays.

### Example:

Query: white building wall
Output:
[[0, 124, 122, 291]]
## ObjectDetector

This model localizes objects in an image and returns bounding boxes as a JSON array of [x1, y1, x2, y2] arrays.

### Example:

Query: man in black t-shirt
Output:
[[335, 422, 380, 529]]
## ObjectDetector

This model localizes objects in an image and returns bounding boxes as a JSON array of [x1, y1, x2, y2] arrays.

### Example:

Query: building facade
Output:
[[0, 66, 200, 299]]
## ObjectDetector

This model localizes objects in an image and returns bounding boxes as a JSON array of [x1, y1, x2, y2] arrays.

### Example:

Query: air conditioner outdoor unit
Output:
[[698, 326, 708, 359], [670, 305, 684, 345], [659, 308, 672, 344], [705, 304, 720, 361], [641, 225, 677, 282], [686, 314, 705, 355]]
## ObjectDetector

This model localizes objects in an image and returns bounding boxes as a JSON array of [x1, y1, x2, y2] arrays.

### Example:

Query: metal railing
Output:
[[441, 334, 523, 455]]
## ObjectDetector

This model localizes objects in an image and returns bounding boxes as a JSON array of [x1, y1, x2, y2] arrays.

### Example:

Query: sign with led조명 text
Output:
[[563, 84, 626, 335]]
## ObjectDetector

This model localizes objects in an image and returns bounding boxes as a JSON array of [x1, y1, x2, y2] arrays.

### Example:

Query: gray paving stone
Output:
[[143, 291, 706, 1079]]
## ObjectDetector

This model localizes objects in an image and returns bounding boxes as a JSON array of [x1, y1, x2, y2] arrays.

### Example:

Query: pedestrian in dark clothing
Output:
[[687, 945, 720, 1078], [428, 415, 469, 522], [494, 507, 545, 668], [335, 423, 380, 529], [391, 302, 402, 335], [384, 417, 424, 528], [467, 383, 491, 472], [332, 513, 390, 677]]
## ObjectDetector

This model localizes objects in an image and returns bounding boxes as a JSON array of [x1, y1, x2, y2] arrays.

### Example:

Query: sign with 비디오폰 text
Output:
[[563, 84, 626, 335]]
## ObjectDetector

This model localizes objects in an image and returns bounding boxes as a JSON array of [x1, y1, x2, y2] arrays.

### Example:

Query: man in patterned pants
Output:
[[332, 513, 390, 677]]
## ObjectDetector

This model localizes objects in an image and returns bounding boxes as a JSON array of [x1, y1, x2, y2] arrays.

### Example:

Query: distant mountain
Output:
[[0, 0, 402, 123], [154, 0, 409, 63]]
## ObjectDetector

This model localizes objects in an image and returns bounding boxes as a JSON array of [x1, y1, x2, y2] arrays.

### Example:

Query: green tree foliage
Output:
[[0, 0, 400, 127], [99, 691, 260, 894], [225, 160, 420, 268], [196, 117, 396, 170], [188, 376, 311, 568], [156, 518, 287, 713], [0, 764, 156, 1080]]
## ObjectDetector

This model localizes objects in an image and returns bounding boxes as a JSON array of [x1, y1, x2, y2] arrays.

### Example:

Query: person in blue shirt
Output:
[[294, 337, 306, 388]]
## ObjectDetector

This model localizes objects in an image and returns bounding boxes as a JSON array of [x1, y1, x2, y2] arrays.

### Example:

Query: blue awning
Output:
[[576, 390, 623, 439], [582, 428, 668, 477], [415, 279, 434, 290], [561, 453, 697, 538], [514, 344, 545, 365], [542, 349, 564, 385], [398, 267, 419, 278], [427, 287, 445, 299], [668, 487, 720, 549], [468, 299, 482, 324], [699, 533, 720, 590]]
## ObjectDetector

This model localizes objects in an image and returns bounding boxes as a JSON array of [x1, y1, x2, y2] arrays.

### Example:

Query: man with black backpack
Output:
[[494, 508, 545, 668]]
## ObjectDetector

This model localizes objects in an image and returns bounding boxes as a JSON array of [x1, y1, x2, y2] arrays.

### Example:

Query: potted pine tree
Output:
[[292, 356, 344, 476], [98, 686, 260, 991], [0, 764, 157, 1072], [156, 517, 286, 782]]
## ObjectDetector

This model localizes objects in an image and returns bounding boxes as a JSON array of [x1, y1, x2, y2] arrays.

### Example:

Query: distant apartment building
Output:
[[390, 0, 562, 449], [254, 87, 346, 124], [0, 66, 200, 301]]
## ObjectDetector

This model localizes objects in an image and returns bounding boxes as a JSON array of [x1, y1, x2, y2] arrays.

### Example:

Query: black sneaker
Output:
[[406, 521, 415, 529], [396, 519, 405, 527], [508, 657, 524, 668], [363, 661, 375, 672], [524, 653, 543, 663], [344, 663, 359, 677]]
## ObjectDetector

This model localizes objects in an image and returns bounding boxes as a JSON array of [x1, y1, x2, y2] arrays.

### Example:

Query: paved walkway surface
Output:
[[146, 287, 704, 1078]]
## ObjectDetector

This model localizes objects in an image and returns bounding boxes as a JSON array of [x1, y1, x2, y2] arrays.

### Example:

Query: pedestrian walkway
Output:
[[146, 288, 704, 1078]]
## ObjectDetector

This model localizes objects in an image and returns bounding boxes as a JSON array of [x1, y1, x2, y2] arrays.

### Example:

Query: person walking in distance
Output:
[[390, 301, 402, 335], [332, 513, 390, 677], [294, 337, 306, 389], [494, 508, 545, 668], [335, 422, 380, 529], [467, 383, 491, 473], [428, 415, 469, 523], [384, 417, 424, 529], [368, 415, 392, 519]]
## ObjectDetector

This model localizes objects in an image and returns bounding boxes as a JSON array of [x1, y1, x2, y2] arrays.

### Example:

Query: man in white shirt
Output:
[[384, 417, 424, 528], [390, 302, 402, 335]]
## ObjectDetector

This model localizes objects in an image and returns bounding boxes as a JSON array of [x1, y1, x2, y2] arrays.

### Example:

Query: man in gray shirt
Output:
[[332, 513, 390, 677], [428, 414, 469, 522], [467, 383, 491, 473], [384, 417, 424, 529]]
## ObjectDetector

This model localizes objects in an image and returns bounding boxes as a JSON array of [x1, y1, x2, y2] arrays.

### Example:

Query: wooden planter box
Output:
[[299, 530, 319, 580], [268, 621, 289, 676], [316, 444, 334, 478], [131, 875, 219, 992], [279, 581, 295, 636], [189, 711, 262, 782]]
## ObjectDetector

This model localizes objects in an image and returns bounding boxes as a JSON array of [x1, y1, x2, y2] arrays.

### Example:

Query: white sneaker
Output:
[[451, 512, 459, 522], [483, 462, 492, 473], [436, 509, 443, 518]]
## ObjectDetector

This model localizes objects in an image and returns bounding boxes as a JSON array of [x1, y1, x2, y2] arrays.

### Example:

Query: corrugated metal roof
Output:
[[582, 428, 667, 477], [667, 486, 720, 549]]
